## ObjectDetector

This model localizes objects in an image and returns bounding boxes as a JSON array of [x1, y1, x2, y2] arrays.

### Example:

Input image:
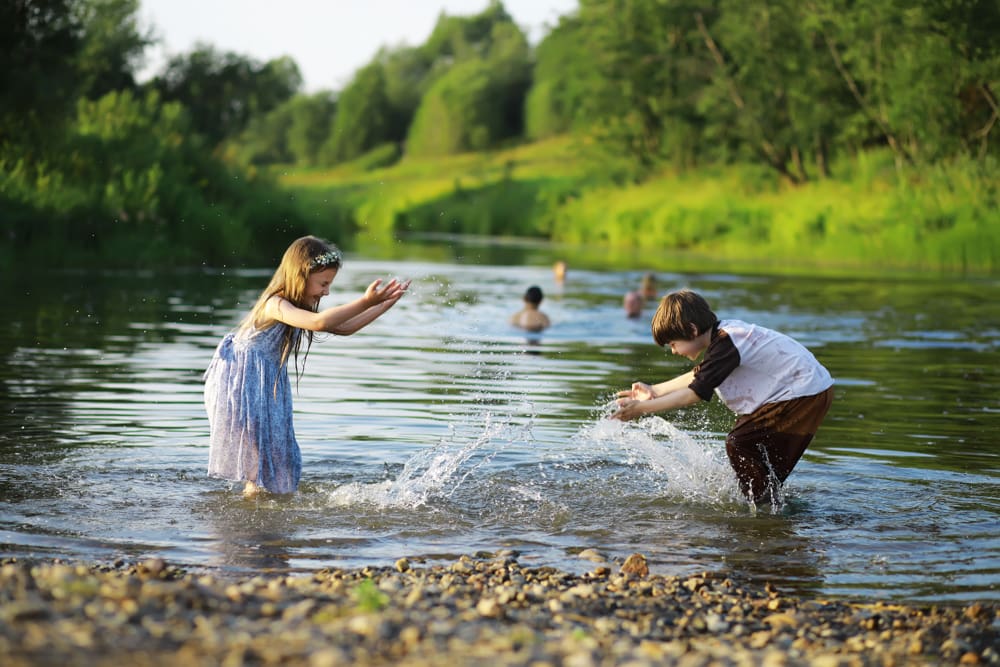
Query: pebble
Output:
[[0, 554, 997, 666]]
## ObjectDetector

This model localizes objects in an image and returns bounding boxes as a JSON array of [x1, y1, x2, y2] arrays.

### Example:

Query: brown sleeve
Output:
[[689, 329, 741, 401]]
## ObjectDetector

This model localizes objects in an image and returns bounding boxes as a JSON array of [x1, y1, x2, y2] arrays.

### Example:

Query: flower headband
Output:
[[309, 249, 342, 270]]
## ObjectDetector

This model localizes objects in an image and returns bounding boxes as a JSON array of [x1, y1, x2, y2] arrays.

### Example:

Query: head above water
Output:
[[623, 290, 642, 318], [640, 272, 658, 299], [553, 260, 567, 283], [523, 285, 544, 305], [651, 289, 718, 347]]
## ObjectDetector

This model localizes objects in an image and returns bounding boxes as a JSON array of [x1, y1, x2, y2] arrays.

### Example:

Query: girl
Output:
[[204, 235, 410, 497]]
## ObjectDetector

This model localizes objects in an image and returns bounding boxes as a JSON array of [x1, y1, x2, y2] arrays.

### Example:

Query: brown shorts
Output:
[[725, 387, 834, 502]]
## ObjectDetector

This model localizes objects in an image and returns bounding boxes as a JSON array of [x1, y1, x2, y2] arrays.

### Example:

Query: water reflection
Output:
[[198, 493, 296, 573], [714, 508, 826, 595]]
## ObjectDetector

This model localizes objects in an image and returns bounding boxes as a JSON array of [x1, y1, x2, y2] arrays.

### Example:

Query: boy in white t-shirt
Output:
[[612, 289, 834, 503]]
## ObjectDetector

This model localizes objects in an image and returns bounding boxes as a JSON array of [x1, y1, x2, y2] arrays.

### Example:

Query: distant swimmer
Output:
[[553, 260, 567, 285], [510, 285, 551, 332], [623, 290, 643, 318]]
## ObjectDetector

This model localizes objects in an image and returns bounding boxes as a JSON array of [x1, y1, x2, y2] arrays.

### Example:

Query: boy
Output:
[[612, 289, 833, 503], [510, 285, 551, 332]]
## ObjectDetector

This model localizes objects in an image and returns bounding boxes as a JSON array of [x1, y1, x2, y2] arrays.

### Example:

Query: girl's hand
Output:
[[364, 278, 410, 305]]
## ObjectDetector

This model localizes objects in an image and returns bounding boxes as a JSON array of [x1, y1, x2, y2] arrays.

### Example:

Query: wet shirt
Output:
[[688, 319, 833, 415]]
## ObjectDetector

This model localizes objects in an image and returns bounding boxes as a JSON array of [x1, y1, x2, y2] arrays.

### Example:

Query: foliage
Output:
[[228, 91, 337, 167], [406, 17, 532, 156], [545, 150, 998, 272], [570, 0, 999, 181], [148, 44, 302, 146], [0, 0, 149, 144], [351, 579, 388, 613], [524, 14, 595, 140], [74, 0, 151, 99], [322, 62, 394, 164], [2, 88, 316, 267], [279, 140, 998, 275], [5, 0, 998, 274]]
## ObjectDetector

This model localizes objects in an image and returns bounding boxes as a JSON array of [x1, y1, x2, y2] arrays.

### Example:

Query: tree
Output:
[[808, 0, 1000, 165], [694, 0, 854, 182], [75, 0, 151, 100], [525, 14, 596, 139], [576, 0, 711, 176], [149, 45, 302, 146], [405, 4, 532, 156], [378, 45, 435, 143], [0, 0, 87, 142], [321, 63, 393, 163], [0, 0, 151, 154], [286, 92, 338, 166]]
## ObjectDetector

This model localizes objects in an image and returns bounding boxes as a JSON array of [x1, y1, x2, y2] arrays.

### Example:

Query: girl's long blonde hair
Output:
[[239, 236, 342, 380]]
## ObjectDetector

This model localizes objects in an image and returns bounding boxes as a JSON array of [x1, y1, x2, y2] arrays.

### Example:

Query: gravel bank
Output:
[[1, 553, 996, 666]]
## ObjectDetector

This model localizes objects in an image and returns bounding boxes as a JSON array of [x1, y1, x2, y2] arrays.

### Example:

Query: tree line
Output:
[[2, 0, 997, 267], [229, 0, 998, 181]]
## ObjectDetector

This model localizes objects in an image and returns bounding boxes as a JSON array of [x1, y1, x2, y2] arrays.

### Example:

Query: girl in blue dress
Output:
[[204, 235, 409, 497]]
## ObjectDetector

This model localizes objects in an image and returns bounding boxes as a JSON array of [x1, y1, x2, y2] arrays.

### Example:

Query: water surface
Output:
[[1, 251, 997, 604]]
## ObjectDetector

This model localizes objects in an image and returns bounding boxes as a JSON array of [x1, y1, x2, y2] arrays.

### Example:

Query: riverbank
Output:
[[1, 554, 996, 666], [281, 139, 999, 276]]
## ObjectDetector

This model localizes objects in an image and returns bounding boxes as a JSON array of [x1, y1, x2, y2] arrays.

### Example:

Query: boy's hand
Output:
[[617, 382, 654, 402], [611, 398, 644, 421]]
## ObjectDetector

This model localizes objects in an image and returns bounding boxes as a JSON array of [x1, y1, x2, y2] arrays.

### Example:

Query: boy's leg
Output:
[[725, 387, 834, 501]]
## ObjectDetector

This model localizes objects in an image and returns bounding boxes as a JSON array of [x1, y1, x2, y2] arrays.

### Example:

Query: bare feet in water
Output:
[[243, 481, 262, 498]]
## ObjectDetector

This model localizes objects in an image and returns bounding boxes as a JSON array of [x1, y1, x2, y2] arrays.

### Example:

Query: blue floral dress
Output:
[[204, 322, 302, 493]]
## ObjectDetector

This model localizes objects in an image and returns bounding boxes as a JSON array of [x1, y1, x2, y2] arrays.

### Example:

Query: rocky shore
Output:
[[1, 552, 996, 666]]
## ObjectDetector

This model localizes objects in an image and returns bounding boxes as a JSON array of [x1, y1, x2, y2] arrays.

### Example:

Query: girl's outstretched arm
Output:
[[330, 279, 411, 335], [266, 278, 409, 332]]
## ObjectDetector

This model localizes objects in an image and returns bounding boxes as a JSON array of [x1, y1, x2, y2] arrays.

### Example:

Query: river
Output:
[[1, 243, 997, 603]]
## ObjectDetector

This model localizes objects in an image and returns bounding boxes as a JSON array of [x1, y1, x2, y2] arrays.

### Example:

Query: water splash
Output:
[[326, 410, 531, 509], [577, 409, 743, 506]]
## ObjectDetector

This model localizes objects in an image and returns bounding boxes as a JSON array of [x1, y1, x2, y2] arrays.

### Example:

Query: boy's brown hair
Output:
[[651, 289, 718, 347]]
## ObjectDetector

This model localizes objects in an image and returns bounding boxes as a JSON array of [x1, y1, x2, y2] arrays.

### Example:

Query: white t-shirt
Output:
[[688, 319, 834, 415]]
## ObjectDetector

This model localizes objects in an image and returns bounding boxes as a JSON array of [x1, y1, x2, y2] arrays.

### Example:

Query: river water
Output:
[[1, 245, 997, 604]]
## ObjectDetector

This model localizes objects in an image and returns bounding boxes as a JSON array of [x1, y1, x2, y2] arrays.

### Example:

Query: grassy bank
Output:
[[280, 137, 999, 276]]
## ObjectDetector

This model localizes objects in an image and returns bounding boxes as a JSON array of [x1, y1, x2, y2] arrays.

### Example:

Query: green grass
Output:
[[277, 138, 999, 275], [351, 578, 389, 613]]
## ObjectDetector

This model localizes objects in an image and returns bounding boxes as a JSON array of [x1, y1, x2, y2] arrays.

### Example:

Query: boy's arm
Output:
[[649, 371, 696, 397], [619, 371, 695, 401], [612, 386, 701, 421]]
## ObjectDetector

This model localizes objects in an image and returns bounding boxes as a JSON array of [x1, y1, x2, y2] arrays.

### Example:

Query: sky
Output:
[[138, 0, 579, 93]]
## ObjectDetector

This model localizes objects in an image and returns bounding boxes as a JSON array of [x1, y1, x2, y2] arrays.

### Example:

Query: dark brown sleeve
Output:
[[689, 330, 741, 401]]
